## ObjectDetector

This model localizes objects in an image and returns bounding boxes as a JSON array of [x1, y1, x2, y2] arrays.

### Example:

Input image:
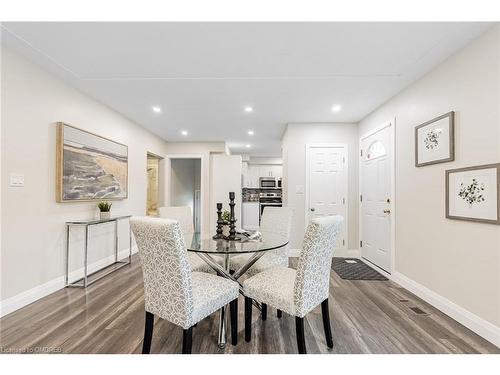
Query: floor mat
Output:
[[332, 258, 388, 280]]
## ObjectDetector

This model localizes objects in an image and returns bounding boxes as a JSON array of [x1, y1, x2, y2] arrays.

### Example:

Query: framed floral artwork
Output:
[[446, 163, 500, 224], [415, 111, 454, 167]]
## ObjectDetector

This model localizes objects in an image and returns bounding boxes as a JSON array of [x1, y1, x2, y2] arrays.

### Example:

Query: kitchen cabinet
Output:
[[242, 202, 260, 230], [242, 164, 283, 188], [259, 165, 282, 179], [243, 165, 260, 188], [241, 161, 249, 187]]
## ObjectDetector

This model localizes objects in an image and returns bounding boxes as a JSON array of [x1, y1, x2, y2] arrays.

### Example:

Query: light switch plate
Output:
[[295, 185, 304, 194], [10, 173, 25, 187]]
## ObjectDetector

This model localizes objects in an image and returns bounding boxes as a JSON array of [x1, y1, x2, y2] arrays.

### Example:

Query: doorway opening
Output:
[[147, 153, 163, 216], [170, 158, 202, 233]]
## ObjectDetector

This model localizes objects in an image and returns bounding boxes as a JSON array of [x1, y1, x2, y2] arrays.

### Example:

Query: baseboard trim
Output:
[[0, 247, 137, 318], [392, 271, 500, 349], [288, 248, 301, 257]]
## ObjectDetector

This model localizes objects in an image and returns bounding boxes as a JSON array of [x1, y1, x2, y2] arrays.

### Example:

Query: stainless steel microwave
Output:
[[259, 177, 277, 188]]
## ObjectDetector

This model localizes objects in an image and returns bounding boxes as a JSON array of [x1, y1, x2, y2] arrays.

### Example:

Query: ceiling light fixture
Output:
[[152, 106, 162, 113], [245, 144, 251, 148], [331, 104, 342, 112], [247, 130, 254, 135], [244, 106, 253, 113], [181, 130, 188, 136]]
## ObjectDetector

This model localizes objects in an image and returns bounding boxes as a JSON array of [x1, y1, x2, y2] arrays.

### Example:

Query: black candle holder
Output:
[[213, 203, 223, 239], [228, 192, 236, 240]]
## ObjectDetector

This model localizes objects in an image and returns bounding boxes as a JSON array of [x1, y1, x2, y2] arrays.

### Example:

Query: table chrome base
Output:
[[196, 251, 266, 348], [66, 259, 131, 288]]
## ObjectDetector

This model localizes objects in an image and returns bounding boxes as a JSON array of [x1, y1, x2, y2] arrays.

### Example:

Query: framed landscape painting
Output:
[[446, 163, 500, 225], [415, 111, 454, 167], [56, 123, 128, 202]]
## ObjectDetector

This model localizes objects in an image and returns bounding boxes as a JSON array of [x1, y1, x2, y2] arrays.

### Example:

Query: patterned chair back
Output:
[[130, 216, 194, 327], [260, 206, 294, 257], [293, 215, 343, 317], [158, 206, 194, 235]]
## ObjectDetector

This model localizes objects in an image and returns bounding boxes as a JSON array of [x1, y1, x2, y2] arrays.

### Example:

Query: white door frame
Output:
[[146, 152, 164, 215], [305, 143, 349, 249], [358, 119, 396, 275], [164, 154, 205, 233]]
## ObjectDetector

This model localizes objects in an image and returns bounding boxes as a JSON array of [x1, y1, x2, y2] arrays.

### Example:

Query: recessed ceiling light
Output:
[[247, 130, 255, 135], [152, 106, 162, 113], [331, 104, 342, 112], [245, 144, 251, 148], [244, 106, 253, 113], [181, 130, 188, 136]]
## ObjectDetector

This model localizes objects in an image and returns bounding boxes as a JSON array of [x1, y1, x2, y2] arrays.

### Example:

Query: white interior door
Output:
[[307, 145, 347, 248], [360, 124, 393, 273]]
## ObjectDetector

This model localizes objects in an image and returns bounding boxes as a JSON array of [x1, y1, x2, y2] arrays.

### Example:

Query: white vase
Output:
[[222, 224, 230, 237], [100, 211, 111, 220]]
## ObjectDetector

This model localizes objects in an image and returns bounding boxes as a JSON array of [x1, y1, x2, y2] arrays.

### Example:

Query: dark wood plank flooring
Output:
[[1, 255, 498, 354]]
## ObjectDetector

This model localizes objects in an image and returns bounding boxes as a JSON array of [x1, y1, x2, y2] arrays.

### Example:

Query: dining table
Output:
[[185, 231, 289, 349]]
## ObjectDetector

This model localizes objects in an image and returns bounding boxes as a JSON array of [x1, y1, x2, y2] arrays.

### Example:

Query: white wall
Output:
[[282, 123, 359, 253], [359, 26, 500, 332], [210, 155, 242, 233], [249, 156, 283, 165], [0, 47, 169, 314]]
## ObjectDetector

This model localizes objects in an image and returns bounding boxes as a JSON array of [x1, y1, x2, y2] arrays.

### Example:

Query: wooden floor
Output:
[[1, 255, 498, 354]]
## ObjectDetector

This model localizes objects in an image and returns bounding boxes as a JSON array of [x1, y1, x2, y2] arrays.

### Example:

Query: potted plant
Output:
[[97, 201, 112, 220], [221, 209, 232, 237]]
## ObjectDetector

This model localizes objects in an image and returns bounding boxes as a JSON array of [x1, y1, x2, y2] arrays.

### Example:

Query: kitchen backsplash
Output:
[[242, 188, 260, 202]]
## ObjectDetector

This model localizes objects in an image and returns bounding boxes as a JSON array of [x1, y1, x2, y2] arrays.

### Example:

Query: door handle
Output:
[[310, 208, 315, 212], [383, 209, 391, 214]]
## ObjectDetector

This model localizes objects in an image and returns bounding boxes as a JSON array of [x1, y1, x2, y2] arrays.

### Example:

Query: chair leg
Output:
[[245, 297, 252, 342], [277, 309, 283, 319], [142, 311, 154, 354], [321, 298, 334, 348], [295, 317, 307, 354], [261, 303, 267, 321], [182, 327, 193, 354], [230, 299, 238, 346]]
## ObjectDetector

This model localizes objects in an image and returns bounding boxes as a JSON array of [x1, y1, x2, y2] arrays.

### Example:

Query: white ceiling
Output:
[[1, 22, 492, 156]]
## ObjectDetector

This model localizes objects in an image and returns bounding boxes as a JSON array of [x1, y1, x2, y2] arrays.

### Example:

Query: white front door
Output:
[[360, 123, 393, 273], [307, 145, 347, 248]]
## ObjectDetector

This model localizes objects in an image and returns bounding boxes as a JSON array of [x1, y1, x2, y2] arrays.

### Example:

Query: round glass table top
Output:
[[185, 231, 288, 254]]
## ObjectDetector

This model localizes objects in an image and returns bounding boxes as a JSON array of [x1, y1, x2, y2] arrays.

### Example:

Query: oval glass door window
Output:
[[366, 140, 386, 160]]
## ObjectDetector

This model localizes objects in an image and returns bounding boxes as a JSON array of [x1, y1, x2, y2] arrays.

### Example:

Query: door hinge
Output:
[[360, 194, 363, 202], [342, 197, 346, 204], [360, 149, 363, 157], [360, 240, 363, 247], [342, 239, 345, 246]]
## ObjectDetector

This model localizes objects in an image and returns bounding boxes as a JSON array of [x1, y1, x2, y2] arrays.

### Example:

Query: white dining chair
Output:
[[230, 206, 293, 318], [130, 217, 239, 354], [231, 206, 293, 276], [242, 215, 343, 354], [158, 206, 213, 273]]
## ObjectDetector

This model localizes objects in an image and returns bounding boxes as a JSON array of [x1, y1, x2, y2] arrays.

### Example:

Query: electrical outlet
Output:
[[10, 173, 25, 187]]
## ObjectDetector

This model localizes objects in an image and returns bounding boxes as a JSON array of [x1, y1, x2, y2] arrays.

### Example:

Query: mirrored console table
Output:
[[65, 215, 132, 288]]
